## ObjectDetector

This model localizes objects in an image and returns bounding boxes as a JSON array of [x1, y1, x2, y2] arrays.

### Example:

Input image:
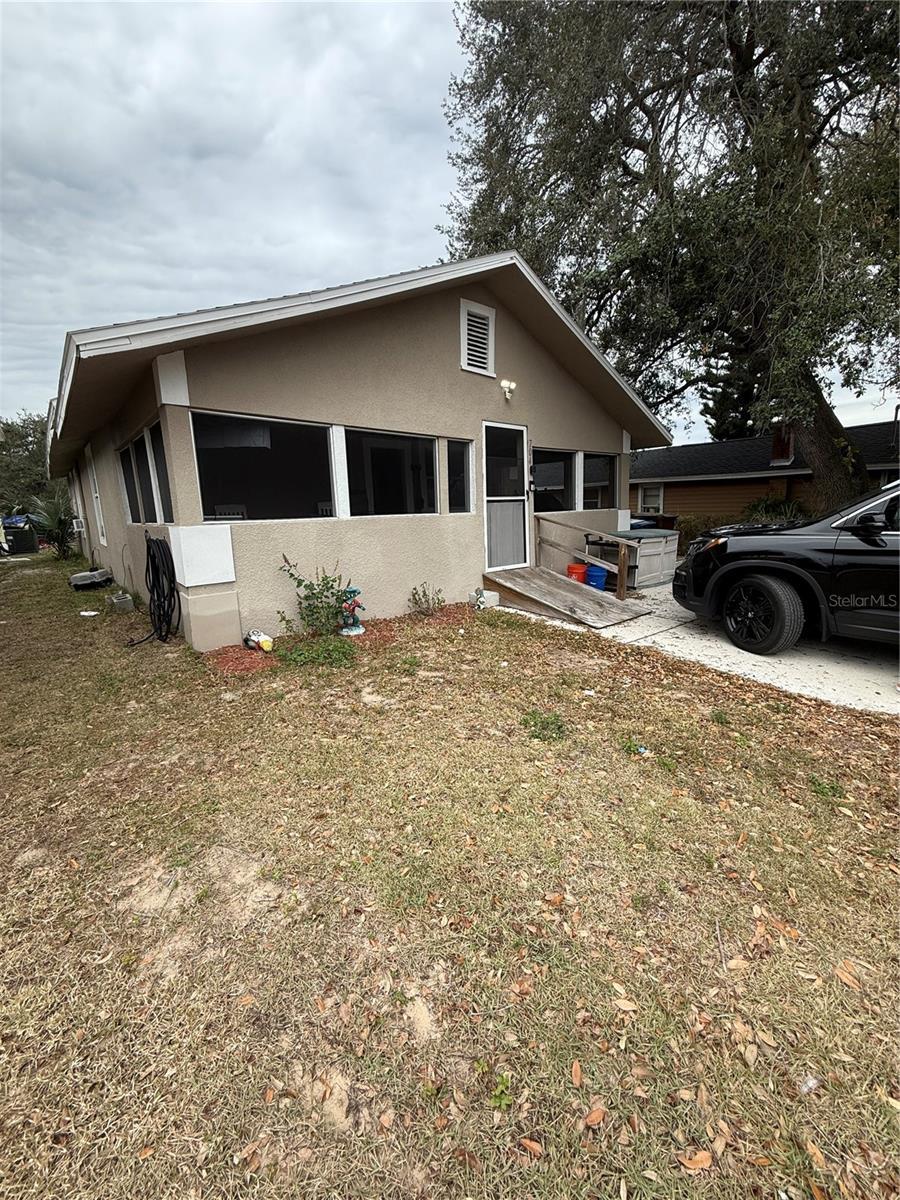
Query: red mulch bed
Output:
[[204, 645, 280, 677], [204, 604, 476, 673]]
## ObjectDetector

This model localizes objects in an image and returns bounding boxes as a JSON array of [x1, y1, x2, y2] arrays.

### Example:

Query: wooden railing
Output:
[[534, 514, 632, 601]]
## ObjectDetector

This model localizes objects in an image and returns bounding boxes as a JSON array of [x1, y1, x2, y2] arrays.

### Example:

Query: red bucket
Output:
[[566, 563, 588, 584]]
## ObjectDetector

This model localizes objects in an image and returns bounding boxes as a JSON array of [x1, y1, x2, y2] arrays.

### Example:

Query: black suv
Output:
[[673, 482, 899, 655]]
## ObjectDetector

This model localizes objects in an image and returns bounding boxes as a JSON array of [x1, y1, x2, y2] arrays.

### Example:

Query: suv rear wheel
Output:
[[722, 574, 804, 655]]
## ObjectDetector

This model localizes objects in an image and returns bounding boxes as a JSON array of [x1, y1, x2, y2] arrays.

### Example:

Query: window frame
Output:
[[344, 425, 438, 518], [118, 424, 172, 524], [459, 298, 496, 378], [84, 443, 107, 546], [639, 483, 664, 515], [582, 451, 619, 510], [189, 408, 335, 524], [532, 446, 577, 512], [446, 438, 474, 514]]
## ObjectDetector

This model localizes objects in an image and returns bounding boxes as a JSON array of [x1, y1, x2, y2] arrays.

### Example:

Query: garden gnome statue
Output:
[[340, 586, 366, 636]]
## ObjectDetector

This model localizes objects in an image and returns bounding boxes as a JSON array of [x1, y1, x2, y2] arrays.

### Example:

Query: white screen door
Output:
[[484, 422, 529, 569]]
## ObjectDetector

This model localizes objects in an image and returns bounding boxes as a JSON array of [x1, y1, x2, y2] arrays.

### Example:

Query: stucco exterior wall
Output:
[[77, 281, 635, 647], [174, 283, 630, 639]]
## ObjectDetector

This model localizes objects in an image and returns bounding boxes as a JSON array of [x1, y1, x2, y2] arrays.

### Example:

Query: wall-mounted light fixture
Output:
[[500, 379, 517, 401]]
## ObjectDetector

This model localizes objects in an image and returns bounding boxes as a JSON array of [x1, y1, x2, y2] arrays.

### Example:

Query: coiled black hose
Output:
[[128, 531, 181, 646]]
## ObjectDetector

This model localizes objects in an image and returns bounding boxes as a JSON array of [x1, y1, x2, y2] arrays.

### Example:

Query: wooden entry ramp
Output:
[[484, 566, 650, 630]]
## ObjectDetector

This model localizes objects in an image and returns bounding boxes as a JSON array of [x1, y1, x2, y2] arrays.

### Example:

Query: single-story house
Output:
[[47, 251, 670, 650], [629, 420, 899, 519]]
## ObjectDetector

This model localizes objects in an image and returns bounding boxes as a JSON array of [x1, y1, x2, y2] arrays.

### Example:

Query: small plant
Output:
[[809, 773, 844, 800], [522, 709, 566, 741], [408, 581, 445, 617], [742, 496, 809, 523], [396, 653, 421, 676], [279, 559, 352, 637], [276, 635, 356, 669], [710, 708, 730, 726], [488, 1073, 513, 1112], [622, 735, 642, 754], [31, 481, 75, 559]]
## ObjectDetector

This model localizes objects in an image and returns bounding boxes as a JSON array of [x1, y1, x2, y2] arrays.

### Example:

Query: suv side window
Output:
[[884, 494, 899, 532]]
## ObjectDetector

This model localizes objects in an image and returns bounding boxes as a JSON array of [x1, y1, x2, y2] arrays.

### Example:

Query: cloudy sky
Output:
[[0, 2, 890, 443]]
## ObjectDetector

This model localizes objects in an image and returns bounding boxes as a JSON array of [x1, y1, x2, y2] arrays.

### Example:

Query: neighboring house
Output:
[[629, 421, 899, 519], [47, 252, 670, 650]]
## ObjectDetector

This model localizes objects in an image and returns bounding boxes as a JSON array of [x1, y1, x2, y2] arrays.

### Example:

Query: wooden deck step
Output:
[[484, 566, 650, 630]]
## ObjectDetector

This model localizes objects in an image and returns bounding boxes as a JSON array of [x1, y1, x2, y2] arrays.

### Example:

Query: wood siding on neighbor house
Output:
[[630, 475, 794, 518]]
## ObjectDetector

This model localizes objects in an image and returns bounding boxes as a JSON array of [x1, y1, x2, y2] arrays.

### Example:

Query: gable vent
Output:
[[460, 300, 495, 375]]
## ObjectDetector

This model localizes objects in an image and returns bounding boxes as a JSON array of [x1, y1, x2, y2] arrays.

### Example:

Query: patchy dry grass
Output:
[[1, 557, 898, 1200]]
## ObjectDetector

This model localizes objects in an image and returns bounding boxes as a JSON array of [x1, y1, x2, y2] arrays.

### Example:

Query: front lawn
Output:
[[2, 558, 897, 1199]]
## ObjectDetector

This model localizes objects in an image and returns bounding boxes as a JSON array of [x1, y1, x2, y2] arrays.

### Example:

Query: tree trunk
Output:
[[790, 369, 870, 513]]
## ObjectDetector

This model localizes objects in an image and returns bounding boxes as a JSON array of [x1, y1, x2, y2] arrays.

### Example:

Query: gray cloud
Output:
[[1, 1, 463, 416], [1, 3, 889, 440]]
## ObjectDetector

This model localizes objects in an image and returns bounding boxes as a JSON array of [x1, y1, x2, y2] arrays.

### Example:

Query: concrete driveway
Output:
[[598, 584, 899, 715]]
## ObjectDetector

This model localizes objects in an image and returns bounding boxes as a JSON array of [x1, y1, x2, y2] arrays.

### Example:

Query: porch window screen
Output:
[[119, 449, 141, 522], [149, 423, 174, 522], [532, 448, 575, 511], [447, 439, 472, 513], [345, 429, 436, 516], [583, 454, 618, 509], [132, 436, 157, 524], [192, 412, 333, 521]]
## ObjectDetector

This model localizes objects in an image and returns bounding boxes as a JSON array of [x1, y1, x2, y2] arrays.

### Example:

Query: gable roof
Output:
[[631, 420, 899, 482], [48, 251, 671, 474]]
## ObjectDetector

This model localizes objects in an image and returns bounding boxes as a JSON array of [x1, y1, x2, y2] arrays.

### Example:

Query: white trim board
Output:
[[169, 524, 236, 587]]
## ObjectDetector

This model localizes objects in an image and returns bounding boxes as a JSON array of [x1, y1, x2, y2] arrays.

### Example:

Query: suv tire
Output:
[[722, 573, 804, 655]]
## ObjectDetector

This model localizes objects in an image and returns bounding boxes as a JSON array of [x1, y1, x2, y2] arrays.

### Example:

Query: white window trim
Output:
[[639, 483, 664, 514], [583, 451, 620, 510], [118, 422, 172, 525], [344, 426, 439, 518], [460, 298, 496, 378], [447, 438, 475, 515], [85, 443, 107, 546]]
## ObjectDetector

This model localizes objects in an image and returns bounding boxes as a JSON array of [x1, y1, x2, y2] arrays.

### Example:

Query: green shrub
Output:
[[521, 709, 566, 741], [674, 513, 734, 555], [31, 481, 75, 559], [408, 581, 445, 617], [279, 560, 352, 637], [276, 635, 356, 669], [742, 496, 809, 523]]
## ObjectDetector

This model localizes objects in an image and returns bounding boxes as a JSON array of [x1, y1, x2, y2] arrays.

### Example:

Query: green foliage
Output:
[[487, 1073, 513, 1112], [395, 653, 421, 676], [710, 708, 730, 727], [521, 709, 566, 741], [31, 480, 75, 559], [447, 1, 896, 502], [279, 559, 352, 637], [809, 773, 844, 800], [276, 635, 356, 669], [408, 581, 445, 617], [742, 497, 810, 523], [675, 514, 731, 554], [0, 410, 48, 513]]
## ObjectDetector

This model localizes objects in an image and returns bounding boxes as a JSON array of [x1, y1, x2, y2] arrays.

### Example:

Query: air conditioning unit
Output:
[[72, 517, 86, 533]]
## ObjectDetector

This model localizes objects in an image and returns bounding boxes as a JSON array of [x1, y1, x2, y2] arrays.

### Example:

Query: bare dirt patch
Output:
[[199, 845, 282, 926], [12, 847, 52, 871], [116, 858, 195, 916]]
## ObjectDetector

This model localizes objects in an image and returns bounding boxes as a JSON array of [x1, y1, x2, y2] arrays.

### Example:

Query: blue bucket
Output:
[[585, 564, 608, 591]]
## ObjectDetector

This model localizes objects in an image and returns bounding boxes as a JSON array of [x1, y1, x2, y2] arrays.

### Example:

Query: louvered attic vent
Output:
[[460, 300, 495, 375]]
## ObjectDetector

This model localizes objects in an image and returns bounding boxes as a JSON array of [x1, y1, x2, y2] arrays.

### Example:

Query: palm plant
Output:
[[31, 480, 75, 559]]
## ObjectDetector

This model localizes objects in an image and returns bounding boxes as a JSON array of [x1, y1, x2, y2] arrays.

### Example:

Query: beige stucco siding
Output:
[[76, 280, 635, 645], [173, 283, 629, 635]]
